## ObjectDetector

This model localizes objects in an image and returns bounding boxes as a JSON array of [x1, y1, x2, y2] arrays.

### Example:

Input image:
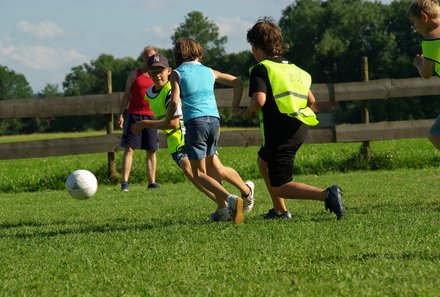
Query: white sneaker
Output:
[[242, 181, 255, 213], [226, 195, 244, 224], [208, 207, 231, 222]]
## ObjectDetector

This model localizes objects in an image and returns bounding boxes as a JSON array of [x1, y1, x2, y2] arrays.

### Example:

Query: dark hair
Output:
[[173, 38, 203, 66], [246, 16, 287, 56]]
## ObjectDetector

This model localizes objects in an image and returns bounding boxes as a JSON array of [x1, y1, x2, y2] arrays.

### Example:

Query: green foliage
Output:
[[0, 137, 438, 194], [0, 168, 439, 296], [0, 65, 33, 100], [171, 11, 227, 69]]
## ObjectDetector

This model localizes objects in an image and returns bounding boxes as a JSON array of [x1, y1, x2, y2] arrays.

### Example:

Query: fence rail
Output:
[[0, 76, 438, 161]]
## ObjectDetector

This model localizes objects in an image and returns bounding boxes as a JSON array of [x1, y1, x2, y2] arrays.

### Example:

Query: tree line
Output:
[[1, 0, 439, 135]]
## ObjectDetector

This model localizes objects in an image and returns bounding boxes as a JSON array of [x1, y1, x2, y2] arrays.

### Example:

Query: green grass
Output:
[[0, 168, 439, 296], [1, 136, 439, 295]]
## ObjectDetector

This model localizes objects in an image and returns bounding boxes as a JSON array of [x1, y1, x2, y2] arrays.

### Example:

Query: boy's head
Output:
[[142, 45, 158, 63], [407, 0, 440, 19], [147, 54, 171, 88], [407, 0, 440, 35], [247, 17, 286, 59], [173, 38, 203, 66]]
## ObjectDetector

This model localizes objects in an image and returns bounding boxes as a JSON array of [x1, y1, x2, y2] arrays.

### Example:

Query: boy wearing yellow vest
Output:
[[131, 54, 255, 220], [244, 17, 345, 220], [408, 0, 440, 151]]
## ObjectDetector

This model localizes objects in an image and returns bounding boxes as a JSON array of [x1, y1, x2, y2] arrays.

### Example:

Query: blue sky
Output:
[[1, 0, 391, 93]]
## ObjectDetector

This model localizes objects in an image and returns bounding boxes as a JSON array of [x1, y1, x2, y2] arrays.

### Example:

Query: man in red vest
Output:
[[118, 45, 159, 191]]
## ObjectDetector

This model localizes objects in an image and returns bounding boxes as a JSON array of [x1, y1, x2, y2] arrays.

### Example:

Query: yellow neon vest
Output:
[[422, 39, 440, 76], [254, 59, 319, 126], [145, 82, 184, 154]]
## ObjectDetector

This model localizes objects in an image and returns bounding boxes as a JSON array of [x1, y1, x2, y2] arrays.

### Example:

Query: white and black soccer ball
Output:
[[65, 169, 98, 200]]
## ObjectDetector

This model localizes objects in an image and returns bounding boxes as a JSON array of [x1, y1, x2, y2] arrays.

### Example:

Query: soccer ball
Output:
[[65, 169, 98, 200]]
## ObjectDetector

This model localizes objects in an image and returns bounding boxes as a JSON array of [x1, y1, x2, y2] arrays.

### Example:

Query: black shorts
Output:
[[258, 124, 308, 187], [121, 113, 158, 151]]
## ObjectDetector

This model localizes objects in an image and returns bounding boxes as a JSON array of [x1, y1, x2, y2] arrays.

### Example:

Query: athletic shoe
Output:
[[121, 181, 129, 192], [242, 181, 255, 213], [208, 208, 231, 222], [262, 208, 292, 220], [325, 185, 345, 220], [148, 183, 160, 189], [226, 195, 244, 224]]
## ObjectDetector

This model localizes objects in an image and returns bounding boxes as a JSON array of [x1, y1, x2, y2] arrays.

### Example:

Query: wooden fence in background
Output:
[[0, 76, 438, 163]]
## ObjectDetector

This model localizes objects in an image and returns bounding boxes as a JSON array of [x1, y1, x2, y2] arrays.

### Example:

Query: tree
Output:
[[0, 65, 33, 100], [171, 11, 227, 69], [62, 54, 137, 96]]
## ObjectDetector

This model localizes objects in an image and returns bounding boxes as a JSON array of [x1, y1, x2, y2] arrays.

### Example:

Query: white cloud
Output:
[[0, 39, 88, 70], [143, 25, 175, 49], [216, 17, 253, 36], [17, 20, 65, 39]]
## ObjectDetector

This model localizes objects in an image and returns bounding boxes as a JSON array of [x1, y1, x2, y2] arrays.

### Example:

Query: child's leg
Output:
[[274, 181, 327, 201], [179, 157, 217, 203], [429, 134, 440, 151], [190, 156, 230, 209], [208, 155, 250, 196], [258, 156, 287, 212]]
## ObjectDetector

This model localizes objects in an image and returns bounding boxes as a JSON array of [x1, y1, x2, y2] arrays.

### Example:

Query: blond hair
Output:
[[407, 0, 440, 18]]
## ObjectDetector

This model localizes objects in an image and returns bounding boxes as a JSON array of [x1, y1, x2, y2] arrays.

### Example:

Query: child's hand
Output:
[[412, 54, 424, 69], [232, 106, 247, 116], [131, 122, 145, 134]]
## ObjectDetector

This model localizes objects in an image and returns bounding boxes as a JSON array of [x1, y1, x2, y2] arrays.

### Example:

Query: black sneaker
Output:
[[325, 185, 345, 220], [121, 181, 129, 192], [262, 208, 292, 220], [148, 183, 160, 189]]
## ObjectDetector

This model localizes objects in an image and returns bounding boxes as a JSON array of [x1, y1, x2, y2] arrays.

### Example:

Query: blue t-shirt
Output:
[[174, 61, 219, 123]]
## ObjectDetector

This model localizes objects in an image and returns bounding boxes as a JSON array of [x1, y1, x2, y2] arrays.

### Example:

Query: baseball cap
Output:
[[147, 54, 169, 69]]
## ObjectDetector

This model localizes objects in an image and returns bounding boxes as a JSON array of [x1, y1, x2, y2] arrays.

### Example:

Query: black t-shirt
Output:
[[248, 57, 306, 150]]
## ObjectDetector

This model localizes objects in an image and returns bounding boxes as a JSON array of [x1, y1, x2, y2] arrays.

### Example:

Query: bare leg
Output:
[[209, 155, 250, 196], [258, 156, 287, 212], [146, 150, 156, 185], [180, 157, 216, 203], [122, 147, 134, 182], [190, 156, 230, 209]]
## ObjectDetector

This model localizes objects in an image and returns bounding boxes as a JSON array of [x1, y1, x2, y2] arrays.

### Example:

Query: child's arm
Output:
[[165, 71, 180, 124], [212, 70, 244, 114], [247, 91, 266, 117], [307, 89, 316, 108], [413, 54, 434, 79], [131, 116, 180, 134]]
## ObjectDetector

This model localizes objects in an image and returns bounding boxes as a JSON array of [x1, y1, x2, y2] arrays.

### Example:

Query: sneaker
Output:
[[325, 185, 345, 220], [148, 183, 160, 189], [242, 181, 255, 213], [262, 208, 292, 220], [208, 207, 231, 222], [226, 195, 244, 224], [121, 181, 129, 192]]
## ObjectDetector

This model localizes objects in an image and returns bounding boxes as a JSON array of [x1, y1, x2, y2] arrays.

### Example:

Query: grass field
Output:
[[0, 137, 439, 296]]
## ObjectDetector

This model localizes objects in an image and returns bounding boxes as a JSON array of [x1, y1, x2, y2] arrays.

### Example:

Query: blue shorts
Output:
[[184, 116, 220, 160], [429, 115, 440, 136], [171, 146, 188, 166], [121, 113, 158, 150]]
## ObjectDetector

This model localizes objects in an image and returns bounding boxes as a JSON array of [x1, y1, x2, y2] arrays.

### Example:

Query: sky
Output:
[[1, 0, 391, 93]]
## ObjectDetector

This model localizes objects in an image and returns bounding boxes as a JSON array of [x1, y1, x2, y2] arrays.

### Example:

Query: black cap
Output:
[[147, 54, 169, 69]]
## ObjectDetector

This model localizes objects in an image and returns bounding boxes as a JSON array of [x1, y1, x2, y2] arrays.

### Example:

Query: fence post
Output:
[[106, 70, 119, 181], [361, 56, 371, 162]]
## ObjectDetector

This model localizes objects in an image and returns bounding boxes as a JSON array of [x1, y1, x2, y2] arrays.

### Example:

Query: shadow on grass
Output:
[[0, 217, 209, 239]]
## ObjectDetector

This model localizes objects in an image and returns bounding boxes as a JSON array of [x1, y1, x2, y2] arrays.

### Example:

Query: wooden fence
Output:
[[0, 76, 438, 162]]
